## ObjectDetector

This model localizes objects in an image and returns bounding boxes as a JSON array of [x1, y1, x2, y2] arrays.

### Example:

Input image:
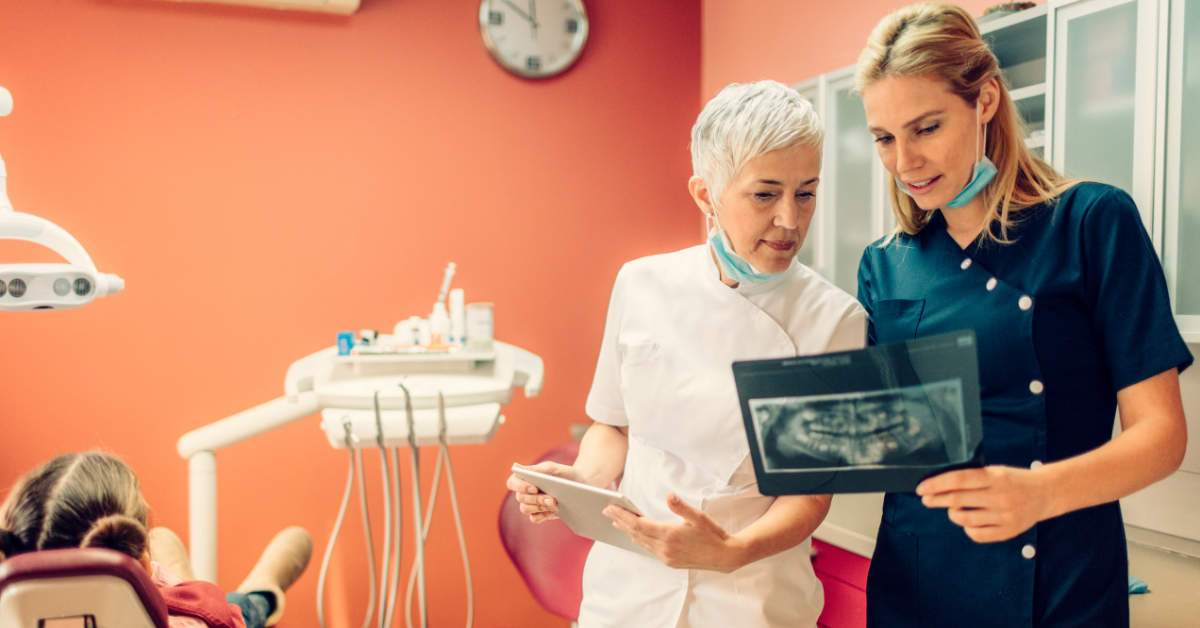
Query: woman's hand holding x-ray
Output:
[[604, 493, 746, 573], [506, 462, 582, 523], [917, 369, 1188, 544], [916, 466, 1051, 543]]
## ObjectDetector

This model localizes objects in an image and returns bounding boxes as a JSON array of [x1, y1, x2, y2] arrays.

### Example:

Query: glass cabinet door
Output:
[[823, 76, 879, 296], [793, 78, 824, 271], [1051, 0, 1160, 230], [1164, 0, 1200, 332]]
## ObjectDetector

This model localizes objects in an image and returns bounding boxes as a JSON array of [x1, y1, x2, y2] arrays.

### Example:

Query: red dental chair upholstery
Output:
[[498, 441, 594, 622], [0, 547, 169, 628]]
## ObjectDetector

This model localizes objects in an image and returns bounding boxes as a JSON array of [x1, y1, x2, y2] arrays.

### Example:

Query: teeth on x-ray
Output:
[[753, 380, 961, 469]]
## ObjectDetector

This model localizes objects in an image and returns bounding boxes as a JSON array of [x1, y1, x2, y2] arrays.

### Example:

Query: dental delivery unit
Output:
[[178, 262, 544, 628]]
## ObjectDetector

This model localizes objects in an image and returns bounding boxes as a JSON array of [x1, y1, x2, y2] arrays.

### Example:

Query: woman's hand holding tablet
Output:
[[506, 461, 582, 523], [509, 464, 653, 557]]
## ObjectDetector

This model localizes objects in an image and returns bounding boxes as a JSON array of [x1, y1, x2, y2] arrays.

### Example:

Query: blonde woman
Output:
[[854, 4, 1190, 627]]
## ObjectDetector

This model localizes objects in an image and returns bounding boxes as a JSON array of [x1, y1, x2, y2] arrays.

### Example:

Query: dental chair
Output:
[[498, 441, 593, 623], [0, 548, 168, 628]]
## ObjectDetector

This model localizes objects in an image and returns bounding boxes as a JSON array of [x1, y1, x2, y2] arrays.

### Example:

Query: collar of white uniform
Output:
[[701, 243, 801, 297]]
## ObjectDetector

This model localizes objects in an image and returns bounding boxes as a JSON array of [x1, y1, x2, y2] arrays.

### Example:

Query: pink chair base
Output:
[[498, 442, 594, 622]]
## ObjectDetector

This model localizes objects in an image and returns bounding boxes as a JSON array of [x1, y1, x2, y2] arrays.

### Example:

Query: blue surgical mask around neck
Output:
[[707, 213, 788, 285], [897, 106, 997, 209]]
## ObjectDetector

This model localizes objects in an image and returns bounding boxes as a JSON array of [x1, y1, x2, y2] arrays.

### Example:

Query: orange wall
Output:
[[701, 0, 1044, 101], [0, 1, 700, 627]]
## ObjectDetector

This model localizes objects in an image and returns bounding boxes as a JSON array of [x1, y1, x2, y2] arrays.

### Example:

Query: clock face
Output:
[[479, 0, 589, 79]]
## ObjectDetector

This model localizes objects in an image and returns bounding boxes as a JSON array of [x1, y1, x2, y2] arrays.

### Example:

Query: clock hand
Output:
[[529, 0, 538, 38], [500, 0, 536, 26]]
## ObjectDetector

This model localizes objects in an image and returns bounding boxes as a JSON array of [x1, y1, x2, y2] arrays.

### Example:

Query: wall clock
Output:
[[479, 0, 589, 79]]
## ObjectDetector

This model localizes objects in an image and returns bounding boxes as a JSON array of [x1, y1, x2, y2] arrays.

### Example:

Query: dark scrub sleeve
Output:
[[1081, 187, 1193, 389]]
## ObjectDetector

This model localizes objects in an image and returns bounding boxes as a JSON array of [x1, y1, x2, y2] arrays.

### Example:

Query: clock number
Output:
[[526, 56, 542, 71], [566, 18, 578, 34], [488, 11, 504, 25]]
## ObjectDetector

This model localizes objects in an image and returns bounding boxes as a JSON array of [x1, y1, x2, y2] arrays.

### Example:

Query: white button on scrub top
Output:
[[1030, 380, 1044, 394], [986, 277, 997, 291], [1030, 460, 1044, 469], [961, 258, 973, 270], [1022, 544, 1037, 559], [1019, 295, 1033, 310]]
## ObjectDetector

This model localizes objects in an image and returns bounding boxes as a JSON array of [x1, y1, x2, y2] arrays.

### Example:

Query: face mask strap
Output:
[[976, 101, 988, 163]]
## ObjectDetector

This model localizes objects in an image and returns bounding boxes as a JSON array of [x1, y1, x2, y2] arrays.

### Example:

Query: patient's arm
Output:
[[505, 421, 629, 523]]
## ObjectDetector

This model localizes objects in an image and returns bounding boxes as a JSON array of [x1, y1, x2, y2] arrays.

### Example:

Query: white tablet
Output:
[[510, 465, 653, 558]]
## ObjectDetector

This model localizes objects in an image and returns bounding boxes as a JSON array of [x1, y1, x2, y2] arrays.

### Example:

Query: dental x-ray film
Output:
[[733, 330, 984, 495]]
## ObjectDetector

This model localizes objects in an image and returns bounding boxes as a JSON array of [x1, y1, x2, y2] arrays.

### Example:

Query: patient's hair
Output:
[[0, 452, 149, 562], [691, 80, 823, 209], [854, 2, 1077, 244]]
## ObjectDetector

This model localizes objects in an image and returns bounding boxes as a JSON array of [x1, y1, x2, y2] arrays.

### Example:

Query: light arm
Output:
[[572, 421, 628, 488], [605, 492, 831, 573], [1039, 368, 1186, 518], [726, 494, 832, 567], [917, 368, 1187, 542]]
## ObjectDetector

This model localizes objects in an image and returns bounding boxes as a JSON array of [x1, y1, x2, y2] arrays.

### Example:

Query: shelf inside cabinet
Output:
[[983, 5, 1048, 90], [1010, 83, 1047, 102], [978, 3, 1047, 34], [1013, 88, 1046, 130]]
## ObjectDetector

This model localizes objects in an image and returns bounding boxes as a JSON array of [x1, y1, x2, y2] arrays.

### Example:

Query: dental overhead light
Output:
[[0, 87, 124, 311]]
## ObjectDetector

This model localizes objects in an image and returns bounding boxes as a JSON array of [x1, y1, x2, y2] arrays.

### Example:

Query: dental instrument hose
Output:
[[316, 384, 470, 628], [405, 391, 474, 628], [398, 383, 429, 628], [383, 446, 404, 628], [317, 421, 378, 628], [372, 391, 405, 628]]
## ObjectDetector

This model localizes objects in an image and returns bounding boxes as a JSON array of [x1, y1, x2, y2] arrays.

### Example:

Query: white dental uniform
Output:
[[578, 244, 867, 628]]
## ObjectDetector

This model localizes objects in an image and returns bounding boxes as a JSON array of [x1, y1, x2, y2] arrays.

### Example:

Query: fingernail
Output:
[[544, 498, 554, 506], [527, 487, 537, 494]]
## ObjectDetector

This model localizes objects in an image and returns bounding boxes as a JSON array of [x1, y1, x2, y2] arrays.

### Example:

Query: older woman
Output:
[[506, 81, 867, 628]]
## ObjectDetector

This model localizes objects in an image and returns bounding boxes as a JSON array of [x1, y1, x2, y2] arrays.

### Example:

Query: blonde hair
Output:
[[0, 452, 149, 562], [855, 2, 1077, 244]]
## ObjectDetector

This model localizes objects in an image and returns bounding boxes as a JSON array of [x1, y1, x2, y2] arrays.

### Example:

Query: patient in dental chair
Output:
[[0, 451, 312, 628]]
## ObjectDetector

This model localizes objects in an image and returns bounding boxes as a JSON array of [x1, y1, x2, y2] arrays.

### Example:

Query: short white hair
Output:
[[690, 81, 823, 208]]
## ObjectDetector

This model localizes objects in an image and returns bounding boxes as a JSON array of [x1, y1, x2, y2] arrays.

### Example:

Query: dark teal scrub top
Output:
[[856, 182, 1193, 628]]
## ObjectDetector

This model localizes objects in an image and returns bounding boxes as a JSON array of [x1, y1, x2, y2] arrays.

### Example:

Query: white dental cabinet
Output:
[[793, 2, 1200, 626]]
